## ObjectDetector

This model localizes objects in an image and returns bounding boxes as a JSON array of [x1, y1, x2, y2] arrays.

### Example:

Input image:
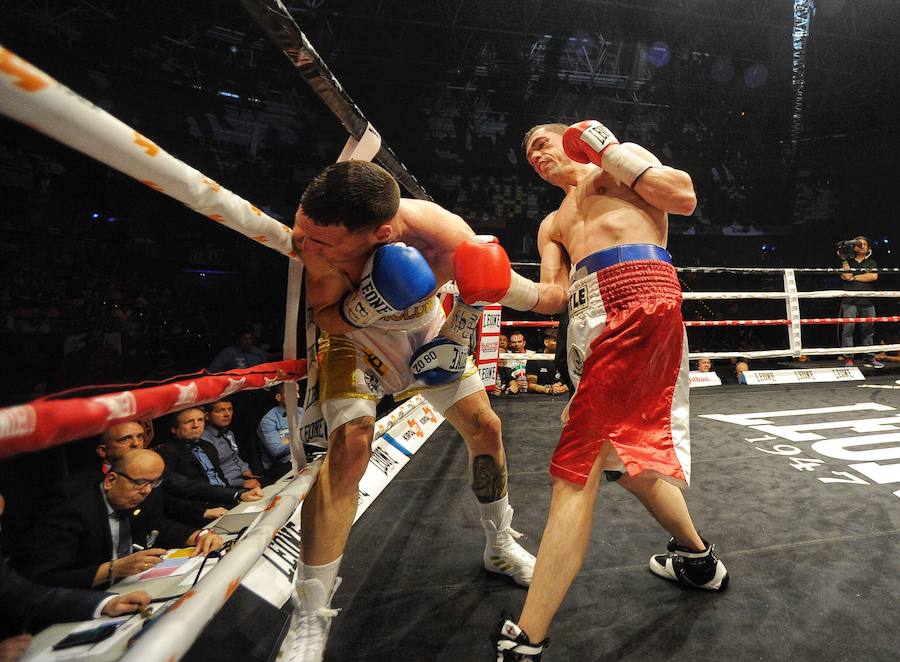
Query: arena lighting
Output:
[[792, 0, 815, 154], [217, 90, 240, 99], [648, 41, 670, 68], [744, 63, 769, 88]]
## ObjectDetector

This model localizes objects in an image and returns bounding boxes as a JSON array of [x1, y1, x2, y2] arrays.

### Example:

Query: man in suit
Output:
[[49, 421, 264, 528], [1, 493, 150, 657], [157, 408, 233, 489], [16, 450, 222, 589]]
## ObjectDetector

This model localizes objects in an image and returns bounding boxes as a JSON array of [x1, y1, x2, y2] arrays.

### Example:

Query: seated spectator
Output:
[[696, 357, 713, 372], [505, 331, 532, 394], [16, 450, 222, 589], [201, 398, 261, 489], [207, 330, 268, 373], [257, 386, 303, 485], [526, 328, 569, 395], [46, 421, 262, 529], [735, 360, 750, 384], [157, 407, 232, 489], [495, 333, 511, 393], [1, 493, 151, 652], [553, 311, 575, 394], [875, 336, 900, 364]]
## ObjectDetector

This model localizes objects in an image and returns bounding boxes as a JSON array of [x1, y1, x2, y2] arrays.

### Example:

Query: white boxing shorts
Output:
[[318, 295, 484, 430]]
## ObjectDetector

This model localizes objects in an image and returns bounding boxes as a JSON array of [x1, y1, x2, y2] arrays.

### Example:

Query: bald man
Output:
[[45, 421, 263, 528], [1, 492, 150, 652], [17, 450, 223, 589]]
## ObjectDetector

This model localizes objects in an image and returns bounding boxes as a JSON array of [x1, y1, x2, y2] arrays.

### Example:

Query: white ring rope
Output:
[[683, 290, 900, 300], [0, 46, 295, 258], [0, 40, 435, 662], [121, 460, 322, 662]]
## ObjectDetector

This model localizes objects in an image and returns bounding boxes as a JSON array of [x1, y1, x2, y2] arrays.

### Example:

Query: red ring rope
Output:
[[501, 316, 900, 328], [0, 359, 307, 459], [686, 316, 900, 327]]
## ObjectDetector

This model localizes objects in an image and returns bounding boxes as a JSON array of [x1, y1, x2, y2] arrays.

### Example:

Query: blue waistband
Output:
[[575, 244, 672, 273]]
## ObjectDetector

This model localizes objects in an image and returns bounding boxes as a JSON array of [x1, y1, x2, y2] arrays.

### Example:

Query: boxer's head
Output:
[[294, 161, 400, 262], [523, 123, 572, 185]]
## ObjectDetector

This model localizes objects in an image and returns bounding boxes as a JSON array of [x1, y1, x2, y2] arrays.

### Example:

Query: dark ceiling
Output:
[[3, 0, 897, 138]]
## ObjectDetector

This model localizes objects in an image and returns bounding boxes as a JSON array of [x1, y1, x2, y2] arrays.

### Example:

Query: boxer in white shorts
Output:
[[317, 295, 484, 430], [283, 160, 546, 662]]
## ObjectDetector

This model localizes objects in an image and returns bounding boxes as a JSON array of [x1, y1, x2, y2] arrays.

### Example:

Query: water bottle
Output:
[[513, 364, 528, 392]]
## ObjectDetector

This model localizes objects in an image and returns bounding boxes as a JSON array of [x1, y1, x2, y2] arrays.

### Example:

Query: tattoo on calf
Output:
[[471, 454, 508, 503]]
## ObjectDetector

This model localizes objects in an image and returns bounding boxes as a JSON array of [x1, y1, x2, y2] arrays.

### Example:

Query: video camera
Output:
[[836, 239, 862, 260]]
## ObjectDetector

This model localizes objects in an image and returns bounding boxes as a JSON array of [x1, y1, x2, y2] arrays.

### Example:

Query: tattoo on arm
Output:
[[470, 454, 508, 503]]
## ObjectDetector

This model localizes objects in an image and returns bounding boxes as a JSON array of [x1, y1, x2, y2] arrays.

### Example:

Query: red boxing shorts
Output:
[[551, 244, 691, 487]]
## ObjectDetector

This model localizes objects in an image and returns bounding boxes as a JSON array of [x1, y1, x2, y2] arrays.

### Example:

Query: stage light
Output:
[[648, 41, 670, 68], [744, 63, 769, 88]]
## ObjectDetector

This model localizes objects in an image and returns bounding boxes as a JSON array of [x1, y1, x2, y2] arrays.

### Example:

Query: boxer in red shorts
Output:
[[456, 120, 729, 660]]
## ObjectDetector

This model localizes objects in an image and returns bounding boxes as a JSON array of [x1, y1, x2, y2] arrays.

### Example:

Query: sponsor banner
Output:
[[392, 402, 443, 455], [479, 334, 500, 362], [480, 305, 502, 335], [742, 366, 863, 386], [241, 504, 303, 607], [477, 304, 502, 393], [354, 401, 444, 522], [355, 437, 411, 523], [689, 371, 722, 388], [478, 363, 498, 389]]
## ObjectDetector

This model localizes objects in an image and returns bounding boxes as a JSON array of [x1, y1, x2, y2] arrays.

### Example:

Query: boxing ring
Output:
[[2, 4, 900, 660]]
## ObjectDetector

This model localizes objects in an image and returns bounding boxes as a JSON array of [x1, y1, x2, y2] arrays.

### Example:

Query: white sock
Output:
[[300, 555, 342, 607], [479, 494, 510, 528]]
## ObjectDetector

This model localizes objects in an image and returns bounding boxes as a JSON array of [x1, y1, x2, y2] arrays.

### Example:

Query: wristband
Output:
[[339, 291, 376, 328], [499, 271, 540, 311], [601, 145, 653, 188], [107, 559, 115, 585], [439, 301, 482, 345]]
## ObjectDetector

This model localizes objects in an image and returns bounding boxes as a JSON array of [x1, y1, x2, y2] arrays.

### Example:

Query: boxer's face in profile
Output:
[[293, 209, 384, 264], [525, 129, 567, 184]]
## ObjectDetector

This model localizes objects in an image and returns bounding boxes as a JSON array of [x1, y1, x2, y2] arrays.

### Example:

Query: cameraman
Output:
[[837, 235, 882, 368]]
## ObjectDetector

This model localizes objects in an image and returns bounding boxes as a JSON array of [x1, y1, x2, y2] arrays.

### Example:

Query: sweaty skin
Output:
[[293, 198, 475, 334], [524, 128, 696, 310]]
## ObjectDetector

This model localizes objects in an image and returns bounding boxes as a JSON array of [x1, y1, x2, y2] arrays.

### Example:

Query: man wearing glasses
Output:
[[15, 449, 223, 589], [42, 421, 264, 529]]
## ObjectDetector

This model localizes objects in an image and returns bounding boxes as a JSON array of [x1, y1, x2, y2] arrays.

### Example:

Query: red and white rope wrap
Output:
[[682, 290, 900, 300], [686, 316, 900, 327], [0, 360, 307, 459]]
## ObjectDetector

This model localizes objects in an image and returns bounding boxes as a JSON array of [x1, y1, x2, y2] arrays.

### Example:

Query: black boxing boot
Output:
[[493, 613, 548, 661], [649, 536, 729, 591]]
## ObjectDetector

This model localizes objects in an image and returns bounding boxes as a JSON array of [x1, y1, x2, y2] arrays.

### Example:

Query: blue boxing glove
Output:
[[410, 300, 482, 385], [340, 243, 437, 328]]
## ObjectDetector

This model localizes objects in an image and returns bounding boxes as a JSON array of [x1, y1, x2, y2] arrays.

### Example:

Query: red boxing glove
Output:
[[454, 236, 511, 305], [562, 120, 620, 166]]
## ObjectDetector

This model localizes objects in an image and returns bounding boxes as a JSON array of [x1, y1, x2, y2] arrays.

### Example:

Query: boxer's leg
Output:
[[429, 378, 536, 587], [618, 473, 729, 591]]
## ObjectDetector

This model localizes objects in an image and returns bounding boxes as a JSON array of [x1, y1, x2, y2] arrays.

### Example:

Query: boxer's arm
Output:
[[398, 199, 475, 283], [533, 214, 570, 314], [564, 121, 695, 216], [625, 144, 697, 216], [305, 261, 357, 334]]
